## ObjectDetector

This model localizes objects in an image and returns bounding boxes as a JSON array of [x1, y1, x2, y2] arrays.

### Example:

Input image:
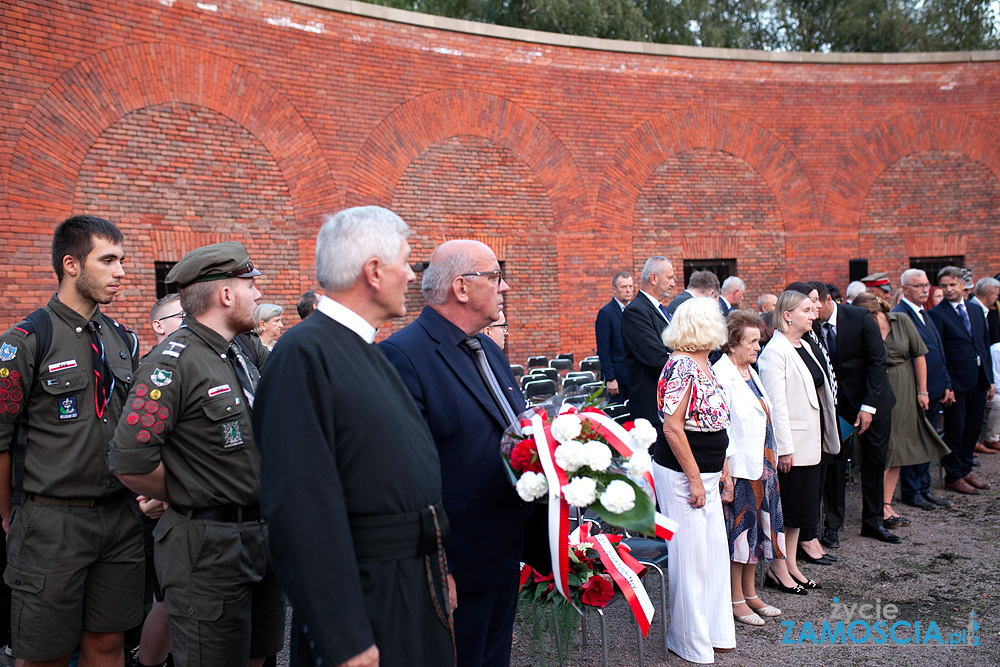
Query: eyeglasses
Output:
[[461, 270, 503, 284], [487, 323, 509, 333], [157, 311, 185, 322]]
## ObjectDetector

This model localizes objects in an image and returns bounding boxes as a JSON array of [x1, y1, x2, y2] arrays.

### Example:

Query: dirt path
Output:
[[512, 452, 1000, 667]]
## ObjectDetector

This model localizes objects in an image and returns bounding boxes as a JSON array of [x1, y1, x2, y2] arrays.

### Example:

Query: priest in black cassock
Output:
[[253, 206, 455, 667]]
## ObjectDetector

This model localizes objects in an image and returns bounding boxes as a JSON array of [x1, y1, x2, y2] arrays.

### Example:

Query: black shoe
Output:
[[819, 529, 840, 549], [922, 492, 952, 507], [883, 515, 911, 529], [860, 525, 903, 544], [790, 574, 823, 589], [797, 547, 835, 565], [902, 494, 936, 510], [764, 571, 808, 595]]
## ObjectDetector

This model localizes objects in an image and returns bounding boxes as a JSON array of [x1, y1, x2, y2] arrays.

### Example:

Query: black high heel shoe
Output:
[[797, 547, 835, 565], [790, 573, 822, 589], [764, 570, 808, 595]]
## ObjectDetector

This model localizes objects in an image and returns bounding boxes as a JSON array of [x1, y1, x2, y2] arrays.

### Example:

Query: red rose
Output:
[[510, 440, 543, 473], [622, 420, 635, 431], [582, 407, 603, 414], [580, 575, 615, 607]]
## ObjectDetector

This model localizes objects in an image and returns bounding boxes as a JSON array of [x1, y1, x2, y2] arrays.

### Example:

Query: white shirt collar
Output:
[[316, 295, 377, 344], [971, 296, 990, 315], [614, 298, 627, 310], [901, 297, 924, 315], [828, 302, 838, 328], [949, 299, 965, 313], [720, 296, 732, 309], [639, 289, 662, 309]]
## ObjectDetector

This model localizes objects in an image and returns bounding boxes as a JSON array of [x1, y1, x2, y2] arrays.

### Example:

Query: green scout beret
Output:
[[165, 242, 262, 288]]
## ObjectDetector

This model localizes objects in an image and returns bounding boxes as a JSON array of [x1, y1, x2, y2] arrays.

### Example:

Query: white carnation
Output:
[[562, 476, 598, 507], [582, 440, 613, 472], [600, 480, 637, 514], [624, 449, 652, 482], [554, 441, 587, 473], [630, 418, 657, 449], [515, 471, 549, 502], [550, 414, 583, 443]]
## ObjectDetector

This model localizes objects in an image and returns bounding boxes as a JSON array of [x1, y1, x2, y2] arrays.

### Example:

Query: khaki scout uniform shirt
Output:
[[0, 295, 137, 498], [109, 317, 261, 507]]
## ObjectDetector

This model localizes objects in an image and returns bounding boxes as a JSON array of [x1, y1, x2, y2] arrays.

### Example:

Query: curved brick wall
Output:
[[2, 0, 998, 364]]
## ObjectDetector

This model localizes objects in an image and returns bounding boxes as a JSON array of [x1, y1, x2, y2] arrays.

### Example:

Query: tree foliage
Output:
[[369, 0, 1000, 51]]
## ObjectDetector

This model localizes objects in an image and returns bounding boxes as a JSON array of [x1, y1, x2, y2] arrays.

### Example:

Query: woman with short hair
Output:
[[714, 310, 783, 626], [253, 303, 284, 350], [655, 297, 735, 662]]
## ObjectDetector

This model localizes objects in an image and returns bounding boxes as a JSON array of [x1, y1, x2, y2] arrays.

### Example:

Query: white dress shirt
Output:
[[316, 295, 377, 344]]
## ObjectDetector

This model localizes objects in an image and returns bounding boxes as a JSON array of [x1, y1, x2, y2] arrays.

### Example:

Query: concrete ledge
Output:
[[291, 0, 1000, 63]]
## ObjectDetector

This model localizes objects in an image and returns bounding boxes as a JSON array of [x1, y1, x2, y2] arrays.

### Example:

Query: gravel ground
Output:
[[3, 454, 996, 667], [511, 451, 1000, 667]]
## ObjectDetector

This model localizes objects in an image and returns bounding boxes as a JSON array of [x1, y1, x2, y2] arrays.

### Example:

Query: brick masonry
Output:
[[1, 0, 998, 366]]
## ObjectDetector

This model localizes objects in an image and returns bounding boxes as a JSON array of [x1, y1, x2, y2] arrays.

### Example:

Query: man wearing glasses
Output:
[[382, 240, 545, 667], [149, 293, 185, 350], [482, 310, 508, 351]]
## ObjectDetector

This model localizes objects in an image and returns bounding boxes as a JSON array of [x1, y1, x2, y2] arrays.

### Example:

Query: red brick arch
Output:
[[7, 41, 337, 275], [596, 108, 817, 239], [824, 112, 1000, 233], [346, 88, 590, 232]]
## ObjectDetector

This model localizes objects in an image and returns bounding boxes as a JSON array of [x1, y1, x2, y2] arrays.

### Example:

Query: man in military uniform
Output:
[[0, 214, 142, 666], [109, 242, 285, 667]]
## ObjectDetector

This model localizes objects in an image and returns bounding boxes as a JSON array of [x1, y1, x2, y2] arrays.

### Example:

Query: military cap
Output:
[[165, 241, 262, 288], [861, 272, 891, 290]]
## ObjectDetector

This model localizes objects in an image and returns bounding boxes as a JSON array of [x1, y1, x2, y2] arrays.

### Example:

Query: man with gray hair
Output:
[[382, 240, 538, 667], [969, 276, 1000, 346], [622, 256, 675, 456], [665, 269, 720, 318], [718, 275, 745, 315], [845, 280, 866, 304], [757, 293, 777, 314], [253, 206, 454, 667]]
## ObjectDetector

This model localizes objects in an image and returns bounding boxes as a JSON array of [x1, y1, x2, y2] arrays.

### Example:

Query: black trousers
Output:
[[455, 577, 519, 667], [858, 412, 892, 531], [900, 401, 942, 498], [942, 385, 989, 483]]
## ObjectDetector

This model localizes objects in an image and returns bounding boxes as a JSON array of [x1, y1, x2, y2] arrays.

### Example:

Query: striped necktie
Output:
[[86, 321, 113, 418]]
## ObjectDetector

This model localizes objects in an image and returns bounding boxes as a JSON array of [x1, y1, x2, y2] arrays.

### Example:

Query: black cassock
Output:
[[253, 314, 454, 667]]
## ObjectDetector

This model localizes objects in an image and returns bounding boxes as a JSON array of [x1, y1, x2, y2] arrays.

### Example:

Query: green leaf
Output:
[[589, 477, 657, 534]]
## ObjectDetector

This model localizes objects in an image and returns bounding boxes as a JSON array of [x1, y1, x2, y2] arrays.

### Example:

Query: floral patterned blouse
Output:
[[657, 355, 730, 432]]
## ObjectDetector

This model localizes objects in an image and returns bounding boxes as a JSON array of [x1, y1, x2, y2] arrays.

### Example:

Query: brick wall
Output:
[[1, 0, 998, 365]]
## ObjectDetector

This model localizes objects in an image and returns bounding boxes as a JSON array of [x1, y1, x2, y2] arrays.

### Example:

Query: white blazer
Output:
[[714, 353, 773, 480], [757, 330, 839, 467]]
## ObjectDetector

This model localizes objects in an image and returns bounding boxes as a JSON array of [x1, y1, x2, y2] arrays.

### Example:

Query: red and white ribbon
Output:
[[578, 412, 679, 541], [587, 533, 655, 637], [532, 413, 574, 605]]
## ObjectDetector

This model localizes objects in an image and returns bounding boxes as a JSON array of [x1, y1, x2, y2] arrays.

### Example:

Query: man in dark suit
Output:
[[595, 271, 634, 400], [894, 268, 955, 509], [664, 269, 719, 318], [382, 239, 534, 667], [929, 266, 995, 495], [815, 289, 898, 543], [968, 277, 1000, 346], [622, 256, 675, 455], [718, 276, 745, 315]]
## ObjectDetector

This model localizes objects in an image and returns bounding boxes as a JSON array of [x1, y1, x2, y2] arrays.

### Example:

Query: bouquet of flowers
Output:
[[501, 399, 663, 535], [502, 394, 678, 639]]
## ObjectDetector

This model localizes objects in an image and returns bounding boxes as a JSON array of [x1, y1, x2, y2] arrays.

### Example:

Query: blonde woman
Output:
[[655, 297, 734, 662]]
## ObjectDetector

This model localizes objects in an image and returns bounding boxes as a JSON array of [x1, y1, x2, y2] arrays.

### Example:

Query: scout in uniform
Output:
[[0, 215, 143, 666], [109, 242, 284, 667]]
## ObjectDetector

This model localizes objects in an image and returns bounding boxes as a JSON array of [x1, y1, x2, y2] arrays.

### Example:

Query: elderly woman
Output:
[[714, 311, 783, 626], [253, 303, 284, 350], [757, 291, 838, 594], [655, 297, 735, 662], [851, 293, 951, 527]]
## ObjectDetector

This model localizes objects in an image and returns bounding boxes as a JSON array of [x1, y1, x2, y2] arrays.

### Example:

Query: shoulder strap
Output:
[[21, 308, 52, 376], [232, 332, 260, 367], [101, 314, 139, 361]]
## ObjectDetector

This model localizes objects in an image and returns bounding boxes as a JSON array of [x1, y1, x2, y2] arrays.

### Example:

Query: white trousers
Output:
[[985, 392, 1000, 442], [654, 463, 736, 664]]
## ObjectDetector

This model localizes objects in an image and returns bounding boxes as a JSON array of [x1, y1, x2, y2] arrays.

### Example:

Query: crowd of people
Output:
[[598, 258, 998, 663], [0, 208, 996, 667]]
